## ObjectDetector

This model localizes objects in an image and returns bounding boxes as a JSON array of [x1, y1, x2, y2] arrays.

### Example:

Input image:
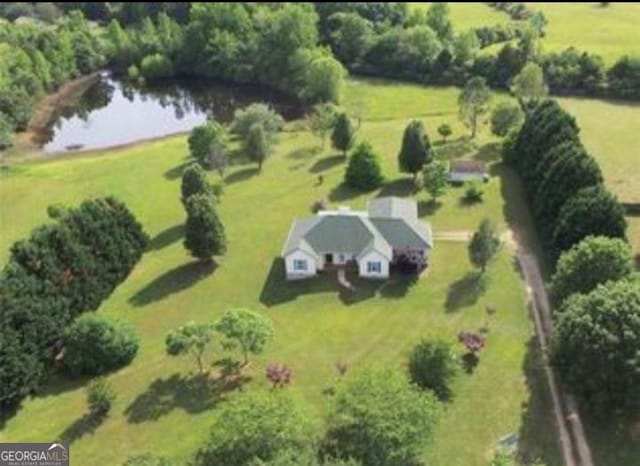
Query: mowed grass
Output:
[[410, 2, 511, 31], [528, 3, 640, 65], [1, 81, 559, 466]]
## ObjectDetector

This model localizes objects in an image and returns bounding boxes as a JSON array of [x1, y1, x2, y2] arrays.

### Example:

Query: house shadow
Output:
[[377, 178, 418, 198], [125, 372, 248, 424], [309, 155, 344, 173], [328, 183, 361, 203], [129, 260, 216, 307], [148, 224, 184, 251], [377, 273, 418, 298], [444, 270, 487, 312], [516, 338, 564, 465], [259, 259, 383, 307], [58, 411, 106, 445], [224, 166, 260, 184]]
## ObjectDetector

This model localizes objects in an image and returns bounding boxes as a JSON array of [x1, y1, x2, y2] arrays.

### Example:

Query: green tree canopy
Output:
[[196, 390, 315, 466], [422, 160, 449, 202], [344, 142, 384, 191], [183, 194, 227, 261], [468, 219, 500, 273], [458, 76, 492, 138], [181, 163, 214, 205], [437, 123, 452, 142], [230, 103, 284, 142], [408, 340, 458, 401], [398, 120, 431, 179], [215, 309, 275, 366], [323, 365, 440, 466], [552, 280, 640, 415], [426, 2, 453, 41], [490, 102, 524, 137], [187, 122, 227, 168], [63, 314, 139, 377], [511, 62, 548, 112], [331, 112, 355, 156], [165, 321, 215, 374], [245, 122, 271, 170], [309, 102, 339, 148], [550, 236, 633, 304]]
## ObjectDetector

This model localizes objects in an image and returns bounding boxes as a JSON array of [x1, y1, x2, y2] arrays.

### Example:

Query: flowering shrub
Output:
[[266, 362, 292, 388]]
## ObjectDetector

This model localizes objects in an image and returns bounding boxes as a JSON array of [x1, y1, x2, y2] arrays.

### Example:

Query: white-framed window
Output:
[[293, 259, 308, 271], [367, 261, 382, 273]]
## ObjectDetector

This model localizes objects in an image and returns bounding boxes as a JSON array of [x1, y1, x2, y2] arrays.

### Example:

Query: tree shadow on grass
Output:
[[473, 142, 502, 162], [377, 178, 418, 198], [129, 261, 216, 307], [224, 166, 259, 184], [445, 270, 487, 312], [259, 259, 382, 307], [517, 338, 564, 466], [148, 224, 184, 251], [125, 372, 248, 424], [418, 199, 442, 217], [309, 155, 344, 173], [377, 273, 418, 298], [58, 412, 106, 445], [433, 137, 477, 160], [287, 146, 319, 160], [328, 183, 361, 203], [163, 160, 193, 180]]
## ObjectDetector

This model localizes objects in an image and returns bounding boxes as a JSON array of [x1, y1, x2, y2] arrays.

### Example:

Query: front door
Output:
[[325, 253, 333, 265]]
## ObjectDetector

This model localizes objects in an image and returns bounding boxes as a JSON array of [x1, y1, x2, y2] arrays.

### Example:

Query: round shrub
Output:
[[63, 314, 139, 376], [408, 340, 458, 400], [139, 54, 175, 79]]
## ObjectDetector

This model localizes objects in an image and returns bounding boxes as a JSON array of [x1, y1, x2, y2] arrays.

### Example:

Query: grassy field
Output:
[[410, 2, 510, 31], [529, 3, 640, 65], [0, 79, 563, 465]]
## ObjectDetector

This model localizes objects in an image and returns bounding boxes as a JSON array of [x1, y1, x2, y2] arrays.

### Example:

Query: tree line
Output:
[[0, 198, 148, 410]]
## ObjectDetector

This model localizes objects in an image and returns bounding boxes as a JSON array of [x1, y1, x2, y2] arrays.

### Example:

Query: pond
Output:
[[38, 72, 303, 153]]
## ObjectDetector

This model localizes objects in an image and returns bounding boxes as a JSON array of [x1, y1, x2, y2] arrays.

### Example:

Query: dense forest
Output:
[[0, 1, 639, 151]]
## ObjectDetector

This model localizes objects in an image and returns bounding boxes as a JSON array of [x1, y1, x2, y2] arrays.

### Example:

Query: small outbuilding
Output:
[[449, 160, 489, 183]]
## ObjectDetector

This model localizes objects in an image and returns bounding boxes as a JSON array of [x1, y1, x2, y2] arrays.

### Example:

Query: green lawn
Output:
[[529, 3, 640, 65], [410, 2, 511, 31], [0, 80, 562, 465]]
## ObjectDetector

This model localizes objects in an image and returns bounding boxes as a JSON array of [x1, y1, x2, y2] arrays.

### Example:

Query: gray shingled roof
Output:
[[369, 218, 431, 250], [281, 197, 432, 260]]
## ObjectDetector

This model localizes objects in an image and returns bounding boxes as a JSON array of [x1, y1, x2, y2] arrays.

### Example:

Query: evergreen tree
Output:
[[331, 113, 355, 157], [184, 194, 226, 261], [181, 163, 213, 205], [345, 142, 384, 191], [398, 120, 431, 180], [468, 219, 500, 273], [245, 123, 270, 170]]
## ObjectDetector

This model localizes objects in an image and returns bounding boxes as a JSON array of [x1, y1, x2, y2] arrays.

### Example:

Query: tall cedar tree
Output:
[[245, 123, 270, 170], [345, 142, 384, 191], [184, 194, 226, 260], [331, 112, 355, 157], [468, 219, 500, 273], [398, 120, 432, 180], [181, 163, 213, 205]]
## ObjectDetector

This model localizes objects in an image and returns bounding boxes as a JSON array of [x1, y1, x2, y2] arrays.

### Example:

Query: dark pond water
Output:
[[40, 72, 303, 153]]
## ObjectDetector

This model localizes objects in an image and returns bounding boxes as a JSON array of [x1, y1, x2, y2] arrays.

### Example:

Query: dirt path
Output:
[[435, 228, 594, 466]]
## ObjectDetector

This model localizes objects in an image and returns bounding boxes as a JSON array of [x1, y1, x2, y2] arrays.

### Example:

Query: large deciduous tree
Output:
[[196, 391, 315, 466], [468, 219, 500, 273], [552, 280, 640, 415], [184, 194, 226, 261], [230, 103, 284, 142], [550, 236, 633, 304], [165, 321, 215, 374], [188, 122, 227, 169], [323, 365, 439, 466], [511, 62, 548, 112], [215, 309, 274, 366], [490, 102, 524, 137], [398, 120, 431, 180], [458, 77, 492, 138], [309, 102, 339, 148]]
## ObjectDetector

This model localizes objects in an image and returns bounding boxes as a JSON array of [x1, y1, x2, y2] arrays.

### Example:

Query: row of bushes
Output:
[[504, 99, 627, 261], [486, 2, 536, 20], [0, 197, 148, 409]]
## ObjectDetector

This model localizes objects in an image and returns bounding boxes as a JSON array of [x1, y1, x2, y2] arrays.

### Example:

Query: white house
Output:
[[281, 197, 433, 280]]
